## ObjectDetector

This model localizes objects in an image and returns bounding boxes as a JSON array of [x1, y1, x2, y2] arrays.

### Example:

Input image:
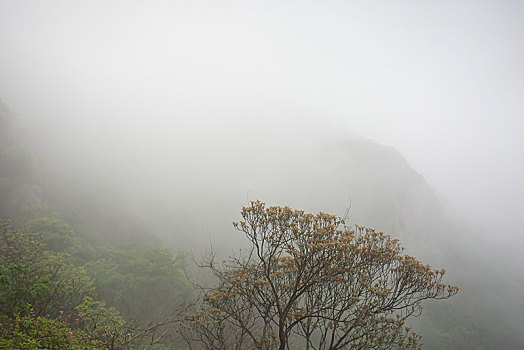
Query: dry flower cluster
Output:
[[178, 201, 458, 350]]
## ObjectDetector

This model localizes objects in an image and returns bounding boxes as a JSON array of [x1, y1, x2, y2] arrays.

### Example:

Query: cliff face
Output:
[[171, 135, 447, 254], [19, 114, 446, 253], [323, 139, 442, 240]]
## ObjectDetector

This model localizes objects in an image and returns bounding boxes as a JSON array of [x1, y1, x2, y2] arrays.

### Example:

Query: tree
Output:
[[178, 201, 458, 350], [0, 220, 95, 319], [85, 246, 192, 323]]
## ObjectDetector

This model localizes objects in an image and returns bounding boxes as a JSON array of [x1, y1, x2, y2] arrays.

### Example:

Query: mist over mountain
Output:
[[1, 1, 523, 348], [2, 99, 521, 348], [15, 111, 441, 250]]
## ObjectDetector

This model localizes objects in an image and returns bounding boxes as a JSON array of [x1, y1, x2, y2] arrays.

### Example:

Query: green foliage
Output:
[[86, 246, 192, 322], [71, 297, 133, 349], [0, 263, 51, 317], [0, 220, 95, 318], [0, 220, 174, 349], [0, 313, 101, 349], [24, 216, 73, 252], [75, 296, 125, 334], [18, 202, 61, 223], [19, 203, 74, 252], [1, 213, 192, 348]]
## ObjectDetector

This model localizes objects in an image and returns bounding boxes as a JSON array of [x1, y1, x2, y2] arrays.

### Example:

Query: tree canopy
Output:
[[178, 201, 458, 350]]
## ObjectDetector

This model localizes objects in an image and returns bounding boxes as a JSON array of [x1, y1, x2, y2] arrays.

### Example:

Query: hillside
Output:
[[2, 104, 522, 348]]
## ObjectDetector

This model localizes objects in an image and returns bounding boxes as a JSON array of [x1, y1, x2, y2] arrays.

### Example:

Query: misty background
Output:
[[1, 0, 523, 348]]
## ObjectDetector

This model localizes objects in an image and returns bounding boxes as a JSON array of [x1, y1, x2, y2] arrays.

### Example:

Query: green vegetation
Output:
[[0, 221, 95, 319], [85, 245, 192, 321], [0, 314, 101, 349], [0, 217, 189, 349]]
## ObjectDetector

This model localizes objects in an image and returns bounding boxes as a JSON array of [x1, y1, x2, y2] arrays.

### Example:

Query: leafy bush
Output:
[[86, 246, 192, 322], [0, 220, 95, 318], [0, 313, 101, 349]]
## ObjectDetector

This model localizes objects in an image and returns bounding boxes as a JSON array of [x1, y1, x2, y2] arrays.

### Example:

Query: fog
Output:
[[1, 1, 523, 347], [1, 0, 522, 240]]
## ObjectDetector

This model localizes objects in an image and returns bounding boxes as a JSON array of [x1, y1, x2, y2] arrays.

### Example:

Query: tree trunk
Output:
[[278, 318, 287, 350]]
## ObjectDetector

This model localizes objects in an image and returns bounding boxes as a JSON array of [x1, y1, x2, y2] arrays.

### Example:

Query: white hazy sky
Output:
[[0, 0, 523, 241]]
